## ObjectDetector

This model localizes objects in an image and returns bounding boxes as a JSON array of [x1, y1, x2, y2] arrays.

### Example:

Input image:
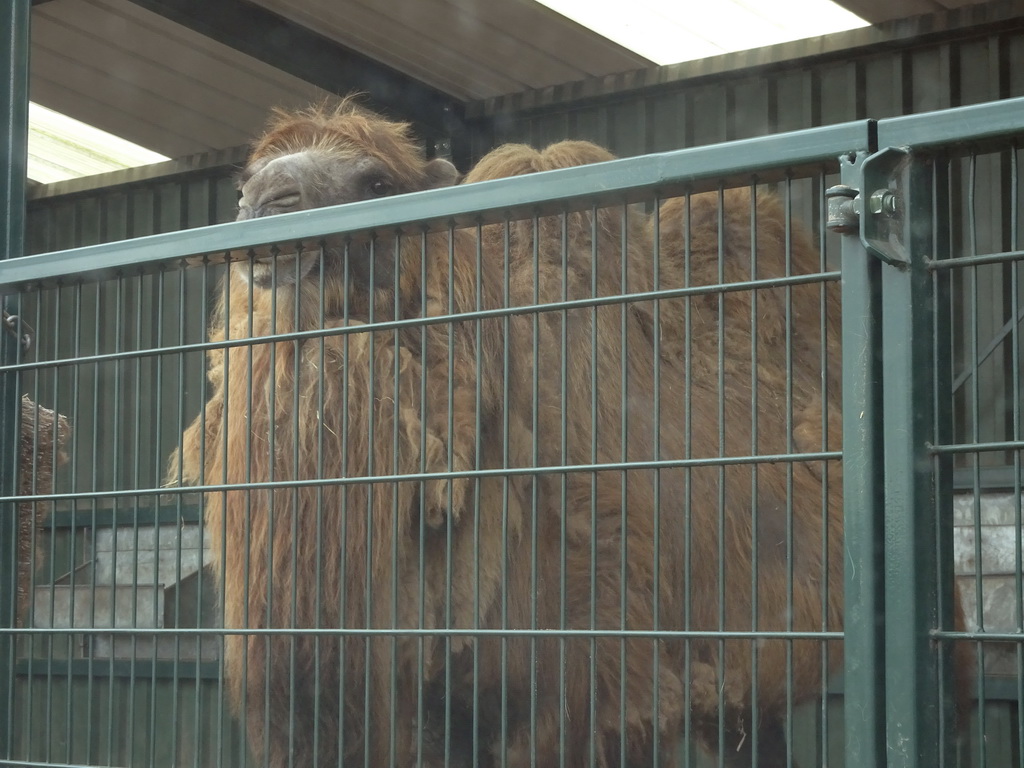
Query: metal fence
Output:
[[1, 99, 1022, 768]]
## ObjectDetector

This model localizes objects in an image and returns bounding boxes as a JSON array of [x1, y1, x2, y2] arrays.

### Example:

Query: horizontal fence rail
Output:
[[0, 120, 873, 293]]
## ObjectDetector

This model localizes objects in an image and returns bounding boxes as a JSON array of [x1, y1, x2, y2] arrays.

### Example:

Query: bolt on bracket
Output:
[[859, 146, 909, 267], [825, 147, 910, 268]]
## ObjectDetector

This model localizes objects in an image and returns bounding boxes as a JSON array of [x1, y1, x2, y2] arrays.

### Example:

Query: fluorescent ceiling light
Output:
[[28, 103, 170, 185], [537, 0, 870, 66]]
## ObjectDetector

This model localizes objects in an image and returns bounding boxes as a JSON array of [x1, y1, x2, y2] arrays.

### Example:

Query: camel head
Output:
[[235, 98, 458, 290]]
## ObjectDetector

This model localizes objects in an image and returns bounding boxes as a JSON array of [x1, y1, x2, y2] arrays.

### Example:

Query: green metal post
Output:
[[839, 150, 887, 768], [1, 2, 30, 257], [0, 0, 31, 758], [879, 153, 949, 768]]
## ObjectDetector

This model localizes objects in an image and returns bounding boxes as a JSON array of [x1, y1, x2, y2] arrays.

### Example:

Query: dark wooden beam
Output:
[[123, 0, 467, 141]]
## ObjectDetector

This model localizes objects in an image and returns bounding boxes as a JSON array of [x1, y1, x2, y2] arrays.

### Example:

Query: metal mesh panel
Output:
[[4, 107, 1024, 768], [931, 145, 1024, 768], [1, 123, 854, 768]]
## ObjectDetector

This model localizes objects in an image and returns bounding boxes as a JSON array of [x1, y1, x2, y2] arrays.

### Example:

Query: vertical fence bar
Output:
[[880, 153, 949, 768], [0, 0, 31, 760], [839, 150, 887, 768], [926, 157, 957, 768]]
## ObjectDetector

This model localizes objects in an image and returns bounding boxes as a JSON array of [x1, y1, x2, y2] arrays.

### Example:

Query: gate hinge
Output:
[[825, 184, 860, 234], [825, 146, 910, 268]]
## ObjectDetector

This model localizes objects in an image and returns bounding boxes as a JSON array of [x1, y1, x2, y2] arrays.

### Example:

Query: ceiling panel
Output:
[[31, 0, 325, 158], [250, 0, 654, 100], [28, 0, 656, 160]]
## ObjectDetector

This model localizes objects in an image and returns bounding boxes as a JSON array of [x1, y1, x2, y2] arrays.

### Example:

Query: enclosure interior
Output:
[[4, 5, 1024, 768]]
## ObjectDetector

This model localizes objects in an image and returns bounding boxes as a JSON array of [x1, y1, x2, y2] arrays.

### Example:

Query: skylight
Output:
[[537, 0, 870, 65], [27, 103, 170, 185]]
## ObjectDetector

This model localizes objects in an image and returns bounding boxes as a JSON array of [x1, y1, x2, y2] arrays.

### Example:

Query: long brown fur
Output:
[[172, 103, 966, 768], [16, 395, 71, 626], [651, 188, 843, 764], [651, 186, 971, 763]]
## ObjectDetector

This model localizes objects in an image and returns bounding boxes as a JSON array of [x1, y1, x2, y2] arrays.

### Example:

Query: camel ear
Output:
[[424, 157, 459, 189]]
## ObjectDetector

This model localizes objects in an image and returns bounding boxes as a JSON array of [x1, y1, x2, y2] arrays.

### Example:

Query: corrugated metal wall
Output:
[[25, 169, 237, 492], [27, 170, 238, 253]]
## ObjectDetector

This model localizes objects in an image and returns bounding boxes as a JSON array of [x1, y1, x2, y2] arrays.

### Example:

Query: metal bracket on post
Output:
[[860, 146, 910, 268], [825, 146, 910, 268]]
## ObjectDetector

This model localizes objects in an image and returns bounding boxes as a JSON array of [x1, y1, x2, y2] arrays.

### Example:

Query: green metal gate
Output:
[[833, 103, 1024, 768], [2, 59, 1023, 768]]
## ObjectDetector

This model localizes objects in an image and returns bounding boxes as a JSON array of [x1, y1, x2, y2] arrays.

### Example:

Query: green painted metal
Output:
[[1, 0, 31, 760], [838, 150, 887, 768], [877, 96, 1024, 152], [872, 94, 1024, 768], [877, 153, 949, 768], [0, 0, 30, 262], [858, 147, 910, 268], [0, 119, 871, 293]]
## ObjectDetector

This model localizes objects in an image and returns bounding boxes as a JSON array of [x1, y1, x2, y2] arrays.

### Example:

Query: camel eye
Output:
[[368, 178, 392, 197]]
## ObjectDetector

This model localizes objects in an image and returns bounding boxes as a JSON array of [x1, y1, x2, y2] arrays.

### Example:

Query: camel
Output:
[[171, 98, 966, 768]]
